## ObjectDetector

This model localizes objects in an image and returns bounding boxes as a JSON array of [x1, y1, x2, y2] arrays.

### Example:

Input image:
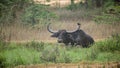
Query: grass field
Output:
[[0, 34, 120, 67]]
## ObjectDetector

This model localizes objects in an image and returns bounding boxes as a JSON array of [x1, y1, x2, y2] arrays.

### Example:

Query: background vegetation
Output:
[[0, 0, 120, 26], [67, 0, 120, 24], [0, 0, 120, 68]]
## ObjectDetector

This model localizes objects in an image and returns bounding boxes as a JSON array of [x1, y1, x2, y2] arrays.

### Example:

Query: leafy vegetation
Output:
[[0, 0, 33, 25], [0, 35, 120, 67], [21, 4, 57, 26], [0, 0, 57, 27], [66, 0, 120, 24]]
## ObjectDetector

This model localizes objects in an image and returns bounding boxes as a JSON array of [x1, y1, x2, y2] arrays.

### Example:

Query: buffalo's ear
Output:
[[51, 32, 59, 37]]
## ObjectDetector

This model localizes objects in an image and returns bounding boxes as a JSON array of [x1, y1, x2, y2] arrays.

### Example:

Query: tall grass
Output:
[[0, 43, 41, 68], [0, 35, 120, 67]]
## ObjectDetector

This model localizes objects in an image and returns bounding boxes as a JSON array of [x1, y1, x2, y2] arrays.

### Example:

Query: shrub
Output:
[[0, 54, 6, 68], [0, 0, 33, 25], [93, 34, 120, 52], [21, 4, 57, 26], [40, 45, 71, 63]]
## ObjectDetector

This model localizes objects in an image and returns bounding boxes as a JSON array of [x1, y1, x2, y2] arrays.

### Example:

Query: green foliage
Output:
[[94, 34, 120, 51], [103, 0, 114, 8], [0, 0, 33, 25], [0, 29, 6, 47], [0, 0, 58, 27], [94, 13, 120, 24], [25, 41, 44, 51], [66, 0, 114, 10], [0, 35, 120, 67], [93, 1, 120, 24], [96, 52, 120, 62], [0, 45, 41, 67], [21, 4, 57, 26], [66, 2, 87, 10], [88, 34, 120, 62], [40, 45, 71, 63], [94, 5, 120, 24], [87, 0, 114, 8]]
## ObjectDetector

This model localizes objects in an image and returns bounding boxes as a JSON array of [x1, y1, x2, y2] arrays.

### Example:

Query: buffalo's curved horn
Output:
[[47, 23, 57, 33], [67, 23, 81, 33]]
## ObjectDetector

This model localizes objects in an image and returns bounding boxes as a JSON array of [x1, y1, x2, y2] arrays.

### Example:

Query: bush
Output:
[[0, 54, 6, 68], [0, 0, 33, 25], [93, 34, 120, 52], [21, 4, 57, 26], [93, 1, 120, 24], [40, 45, 71, 63]]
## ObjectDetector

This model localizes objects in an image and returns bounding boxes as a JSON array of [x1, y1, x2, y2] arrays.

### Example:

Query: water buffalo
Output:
[[47, 23, 94, 47]]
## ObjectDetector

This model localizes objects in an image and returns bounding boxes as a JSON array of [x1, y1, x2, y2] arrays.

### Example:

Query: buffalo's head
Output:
[[47, 23, 80, 43]]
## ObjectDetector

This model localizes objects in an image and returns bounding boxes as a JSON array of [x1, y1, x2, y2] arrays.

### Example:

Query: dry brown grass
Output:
[[15, 62, 120, 68], [2, 8, 120, 43]]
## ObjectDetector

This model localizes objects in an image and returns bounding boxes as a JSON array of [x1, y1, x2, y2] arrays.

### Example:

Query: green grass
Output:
[[0, 45, 41, 67], [0, 35, 120, 67]]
